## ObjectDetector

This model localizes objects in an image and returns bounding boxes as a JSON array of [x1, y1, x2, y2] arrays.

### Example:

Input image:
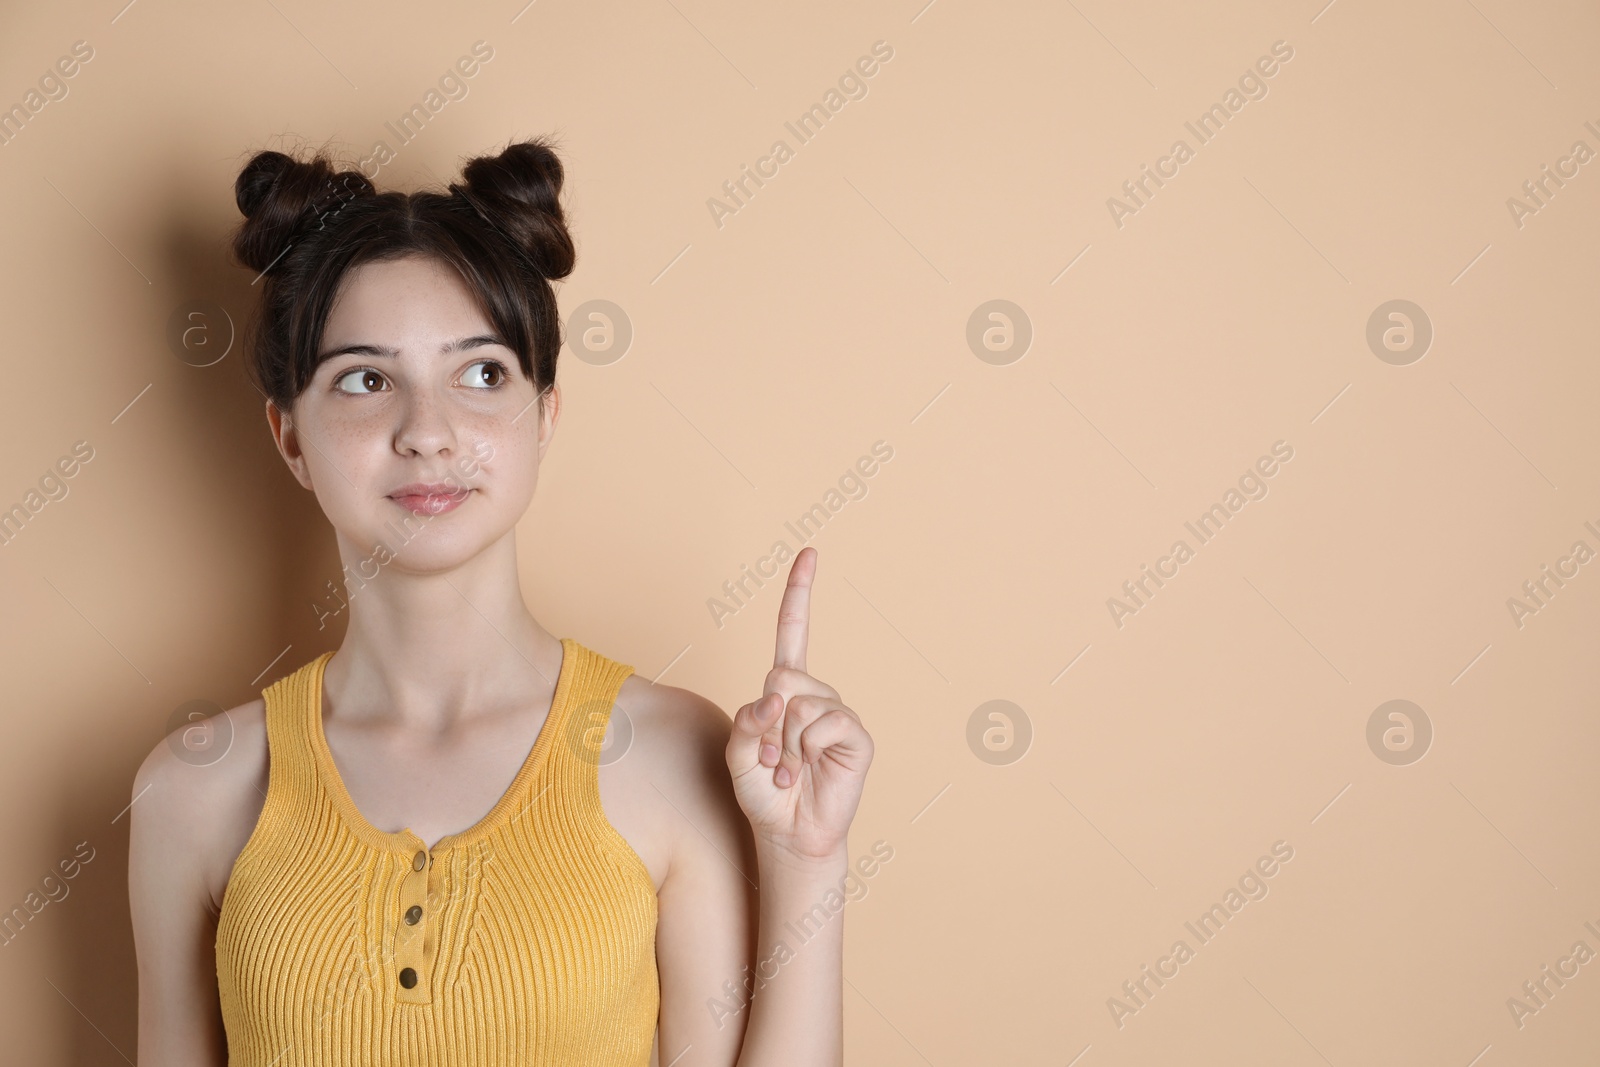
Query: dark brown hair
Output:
[[230, 137, 575, 414]]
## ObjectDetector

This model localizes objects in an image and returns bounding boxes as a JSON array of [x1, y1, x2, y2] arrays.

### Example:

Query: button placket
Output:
[[393, 837, 434, 1004]]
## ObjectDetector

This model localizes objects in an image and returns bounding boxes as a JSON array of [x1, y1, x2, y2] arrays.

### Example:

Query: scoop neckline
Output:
[[306, 637, 578, 854]]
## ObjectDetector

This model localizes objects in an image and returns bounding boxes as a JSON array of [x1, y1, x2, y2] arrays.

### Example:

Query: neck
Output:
[[321, 527, 562, 728]]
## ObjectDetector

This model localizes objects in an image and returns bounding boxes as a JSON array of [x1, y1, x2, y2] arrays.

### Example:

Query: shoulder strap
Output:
[[550, 639, 636, 777], [256, 651, 335, 824], [542, 641, 657, 895]]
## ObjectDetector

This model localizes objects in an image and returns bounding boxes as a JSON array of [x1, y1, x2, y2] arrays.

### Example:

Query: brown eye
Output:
[[334, 367, 387, 394], [463, 359, 507, 389]]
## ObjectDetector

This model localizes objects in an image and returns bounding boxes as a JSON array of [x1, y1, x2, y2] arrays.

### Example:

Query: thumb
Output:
[[726, 693, 782, 772]]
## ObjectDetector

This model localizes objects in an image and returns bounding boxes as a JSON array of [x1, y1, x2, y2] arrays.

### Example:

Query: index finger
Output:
[[773, 547, 817, 673]]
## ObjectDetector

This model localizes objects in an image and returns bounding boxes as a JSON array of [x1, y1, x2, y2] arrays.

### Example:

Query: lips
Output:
[[388, 483, 473, 515]]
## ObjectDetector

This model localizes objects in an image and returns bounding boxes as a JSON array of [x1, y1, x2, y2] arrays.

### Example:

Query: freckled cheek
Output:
[[468, 424, 539, 496], [305, 409, 396, 499]]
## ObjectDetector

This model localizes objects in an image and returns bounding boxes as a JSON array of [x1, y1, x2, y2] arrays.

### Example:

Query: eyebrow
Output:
[[317, 334, 508, 360]]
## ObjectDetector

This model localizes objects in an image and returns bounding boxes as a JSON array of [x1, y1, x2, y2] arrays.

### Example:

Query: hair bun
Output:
[[450, 138, 575, 280], [232, 148, 374, 275]]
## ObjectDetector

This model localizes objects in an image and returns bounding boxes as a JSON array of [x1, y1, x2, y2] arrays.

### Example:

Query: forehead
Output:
[[322, 255, 490, 348]]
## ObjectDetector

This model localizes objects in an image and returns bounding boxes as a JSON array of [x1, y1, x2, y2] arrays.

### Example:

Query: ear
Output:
[[264, 398, 315, 491], [535, 382, 561, 463]]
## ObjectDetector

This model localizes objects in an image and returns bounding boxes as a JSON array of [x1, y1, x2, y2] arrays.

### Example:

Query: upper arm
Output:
[[129, 730, 233, 1066], [652, 691, 761, 1067]]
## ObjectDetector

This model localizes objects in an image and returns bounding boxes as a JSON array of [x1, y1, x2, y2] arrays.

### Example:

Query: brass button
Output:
[[399, 967, 418, 989], [404, 905, 422, 925], [412, 850, 426, 872]]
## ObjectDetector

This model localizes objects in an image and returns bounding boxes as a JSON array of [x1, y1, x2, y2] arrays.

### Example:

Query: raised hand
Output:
[[725, 547, 874, 863]]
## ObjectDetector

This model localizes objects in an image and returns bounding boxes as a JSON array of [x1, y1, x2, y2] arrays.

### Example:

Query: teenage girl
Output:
[[128, 137, 874, 1066]]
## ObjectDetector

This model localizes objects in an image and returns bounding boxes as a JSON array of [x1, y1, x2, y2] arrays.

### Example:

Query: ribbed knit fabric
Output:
[[215, 637, 659, 1066]]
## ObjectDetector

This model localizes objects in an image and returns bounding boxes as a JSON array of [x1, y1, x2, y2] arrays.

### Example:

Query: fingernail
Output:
[[774, 765, 792, 788], [760, 743, 779, 764]]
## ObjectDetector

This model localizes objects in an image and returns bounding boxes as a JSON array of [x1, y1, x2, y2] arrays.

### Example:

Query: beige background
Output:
[[1, 0, 1597, 1063]]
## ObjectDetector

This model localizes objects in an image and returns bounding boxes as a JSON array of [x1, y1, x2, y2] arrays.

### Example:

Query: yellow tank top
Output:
[[215, 637, 659, 1065]]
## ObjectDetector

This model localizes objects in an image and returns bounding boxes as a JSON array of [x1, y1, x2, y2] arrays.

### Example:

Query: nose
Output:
[[393, 387, 459, 458]]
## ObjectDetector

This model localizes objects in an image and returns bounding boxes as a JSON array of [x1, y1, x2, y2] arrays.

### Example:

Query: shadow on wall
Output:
[[51, 184, 347, 1063]]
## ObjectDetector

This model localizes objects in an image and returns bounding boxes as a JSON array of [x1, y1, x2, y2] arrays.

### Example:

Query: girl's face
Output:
[[266, 253, 557, 574]]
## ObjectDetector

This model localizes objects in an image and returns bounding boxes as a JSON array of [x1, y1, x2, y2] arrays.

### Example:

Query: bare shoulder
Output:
[[130, 700, 264, 1063], [614, 675, 739, 799], [611, 674, 760, 1062], [608, 673, 754, 886], [131, 697, 270, 914]]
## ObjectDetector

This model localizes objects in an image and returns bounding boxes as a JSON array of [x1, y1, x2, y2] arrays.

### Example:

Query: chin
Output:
[[349, 507, 511, 576]]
